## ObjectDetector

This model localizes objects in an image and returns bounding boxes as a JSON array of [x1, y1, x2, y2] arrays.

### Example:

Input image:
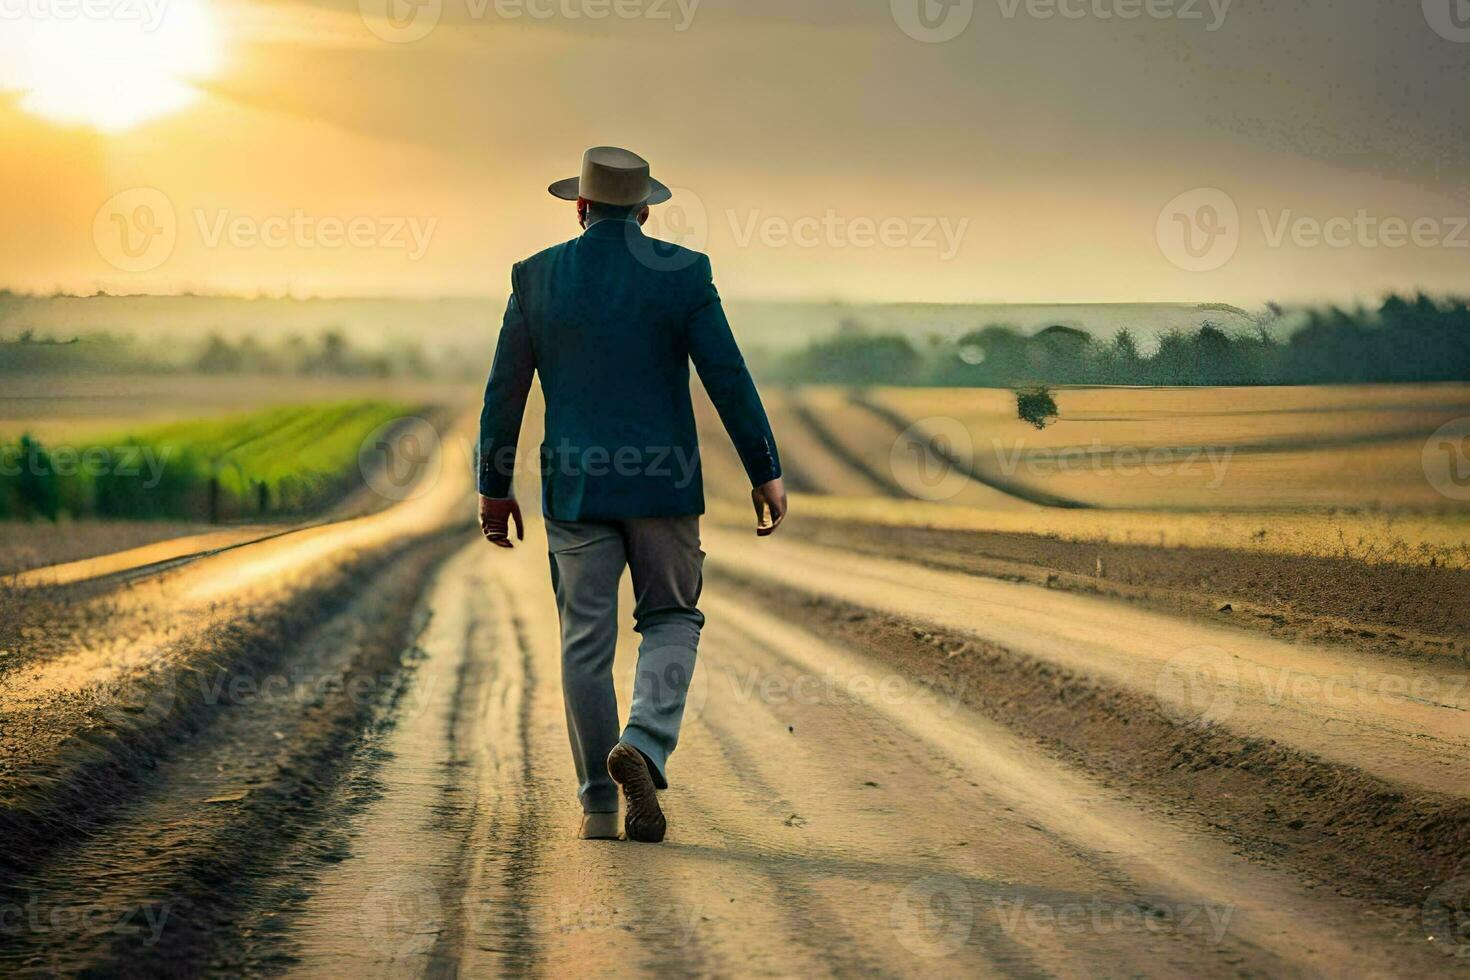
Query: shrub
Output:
[[1016, 385, 1058, 430]]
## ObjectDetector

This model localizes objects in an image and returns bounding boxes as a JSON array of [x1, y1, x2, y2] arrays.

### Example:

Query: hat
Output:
[[548, 146, 672, 206]]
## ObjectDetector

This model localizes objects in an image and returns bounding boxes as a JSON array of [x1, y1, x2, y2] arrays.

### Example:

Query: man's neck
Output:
[[583, 215, 640, 231]]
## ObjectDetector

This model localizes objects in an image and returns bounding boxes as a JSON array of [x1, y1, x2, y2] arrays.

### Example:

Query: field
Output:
[[1, 399, 420, 523], [868, 384, 1470, 512], [0, 373, 479, 570], [0, 373, 467, 443], [696, 383, 1470, 571], [3, 378, 1468, 976]]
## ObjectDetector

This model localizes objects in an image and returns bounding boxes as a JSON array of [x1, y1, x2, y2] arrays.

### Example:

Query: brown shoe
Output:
[[607, 743, 666, 843]]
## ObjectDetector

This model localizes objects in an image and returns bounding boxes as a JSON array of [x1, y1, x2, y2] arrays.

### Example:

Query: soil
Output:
[[707, 563, 1470, 912], [784, 516, 1470, 665]]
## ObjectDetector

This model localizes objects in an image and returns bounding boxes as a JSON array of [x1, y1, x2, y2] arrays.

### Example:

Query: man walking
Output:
[[476, 146, 787, 843]]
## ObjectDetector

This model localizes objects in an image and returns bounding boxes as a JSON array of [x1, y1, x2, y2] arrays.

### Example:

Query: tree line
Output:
[[0, 329, 434, 378], [771, 294, 1470, 387]]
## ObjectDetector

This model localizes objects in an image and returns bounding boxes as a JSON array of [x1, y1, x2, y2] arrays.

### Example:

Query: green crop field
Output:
[[1, 400, 417, 522]]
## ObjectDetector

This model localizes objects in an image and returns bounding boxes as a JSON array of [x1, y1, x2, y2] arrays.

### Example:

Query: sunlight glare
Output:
[[0, 0, 222, 132]]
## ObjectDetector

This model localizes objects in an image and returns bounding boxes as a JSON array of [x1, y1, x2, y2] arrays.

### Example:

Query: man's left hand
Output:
[[479, 495, 524, 548]]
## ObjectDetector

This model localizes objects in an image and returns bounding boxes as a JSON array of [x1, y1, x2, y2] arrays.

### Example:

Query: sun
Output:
[[0, 0, 222, 132]]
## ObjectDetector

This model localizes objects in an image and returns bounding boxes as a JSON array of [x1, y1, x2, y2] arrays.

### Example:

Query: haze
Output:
[[2, 0, 1466, 304]]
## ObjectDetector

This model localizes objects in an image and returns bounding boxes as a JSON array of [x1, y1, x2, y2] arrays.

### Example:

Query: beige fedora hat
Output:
[[548, 146, 672, 206]]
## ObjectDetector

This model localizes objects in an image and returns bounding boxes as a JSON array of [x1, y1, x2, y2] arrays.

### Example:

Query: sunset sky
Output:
[[1, 0, 1466, 304]]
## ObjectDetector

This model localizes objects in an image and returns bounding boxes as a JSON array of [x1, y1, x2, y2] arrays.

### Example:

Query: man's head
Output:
[[550, 146, 671, 229], [577, 198, 650, 230]]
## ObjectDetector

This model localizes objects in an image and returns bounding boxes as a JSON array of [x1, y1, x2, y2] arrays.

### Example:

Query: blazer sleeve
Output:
[[478, 274, 536, 498], [685, 254, 781, 487]]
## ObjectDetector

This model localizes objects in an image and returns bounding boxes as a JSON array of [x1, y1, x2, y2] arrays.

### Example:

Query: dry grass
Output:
[[0, 519, 218, 574], [713, 494, 1470, 570], [867, 383, 1470, 512]]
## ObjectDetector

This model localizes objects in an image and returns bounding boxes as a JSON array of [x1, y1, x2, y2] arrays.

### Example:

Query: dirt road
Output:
[[2, 417, 1467, 976], [270, 533, 1462, 978]]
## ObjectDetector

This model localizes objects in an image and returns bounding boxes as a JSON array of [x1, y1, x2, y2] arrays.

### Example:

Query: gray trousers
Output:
[[545, 516, 704, 814]]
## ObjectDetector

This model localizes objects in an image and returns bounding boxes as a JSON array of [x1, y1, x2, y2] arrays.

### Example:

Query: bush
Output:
[[1016, 385, 1058, 430]]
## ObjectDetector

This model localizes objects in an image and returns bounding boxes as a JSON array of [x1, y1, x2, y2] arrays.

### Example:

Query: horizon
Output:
[[0, 289, 1448, 312]]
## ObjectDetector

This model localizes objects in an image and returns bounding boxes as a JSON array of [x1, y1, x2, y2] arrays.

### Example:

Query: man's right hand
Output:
[[752, 477, 787, 536], [479, 495, 524, 548]]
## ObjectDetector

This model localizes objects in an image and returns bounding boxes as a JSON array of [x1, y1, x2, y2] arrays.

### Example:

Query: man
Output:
[[477, 146, 787, 844]]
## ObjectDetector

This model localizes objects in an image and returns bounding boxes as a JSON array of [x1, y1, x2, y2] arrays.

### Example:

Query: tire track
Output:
[[848, 390, 1091, 509], [787, 391, 909, 497], [0, 535, 459, 976]]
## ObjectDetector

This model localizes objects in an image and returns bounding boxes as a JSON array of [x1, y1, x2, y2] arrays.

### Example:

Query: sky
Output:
[[0, 0, 1467, 304]]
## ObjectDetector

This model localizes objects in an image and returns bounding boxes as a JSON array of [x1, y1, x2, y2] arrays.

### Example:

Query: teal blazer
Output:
[[478, 219, 780, 520]]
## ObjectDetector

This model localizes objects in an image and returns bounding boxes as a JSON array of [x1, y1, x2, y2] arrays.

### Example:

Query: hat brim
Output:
[[548, 176, 672, 206]]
